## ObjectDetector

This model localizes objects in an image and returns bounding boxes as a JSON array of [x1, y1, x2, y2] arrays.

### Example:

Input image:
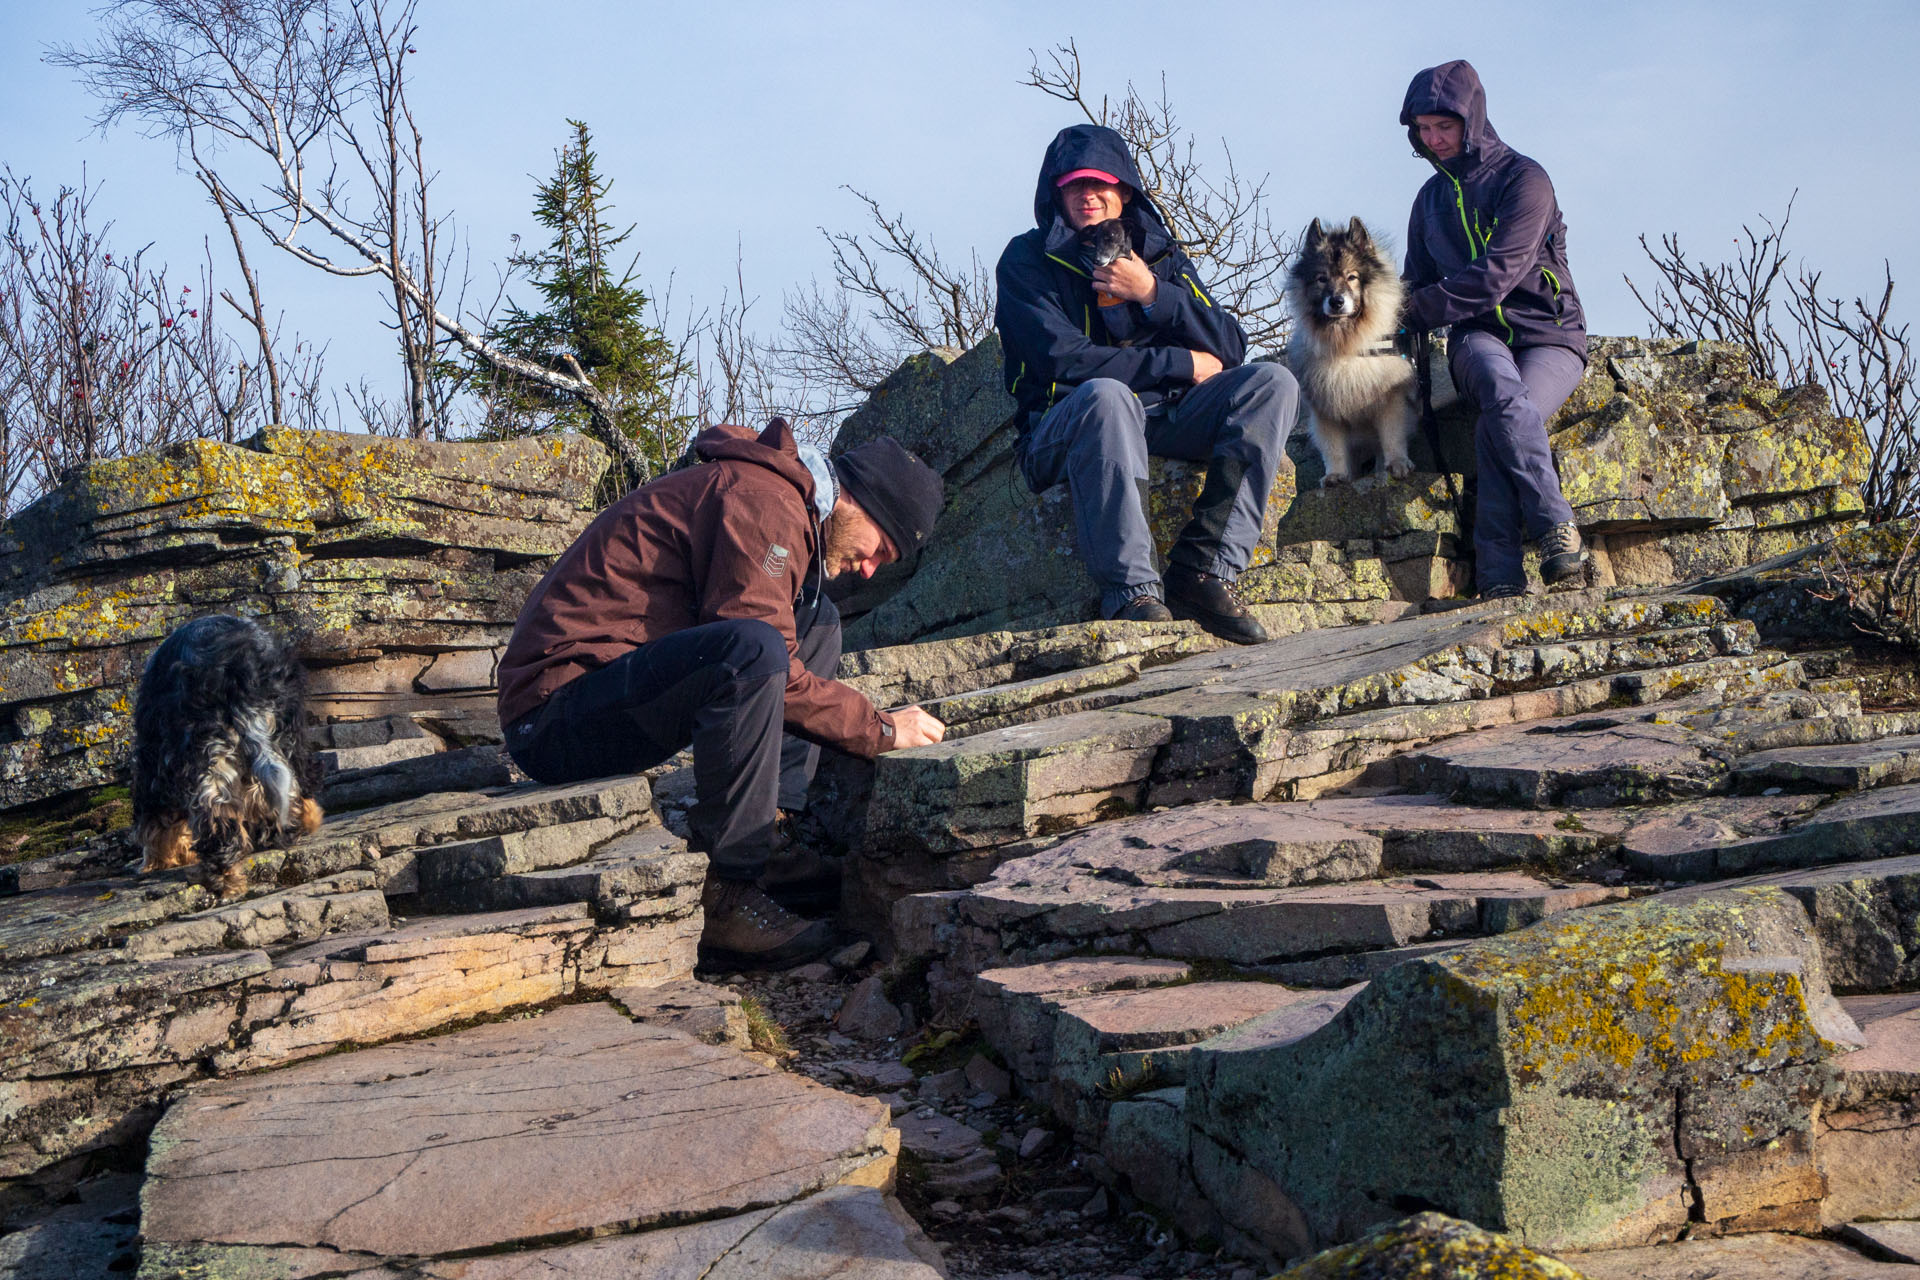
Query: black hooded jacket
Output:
[[1400, 61, 1586, 356], [994, 124, 1248, 431]]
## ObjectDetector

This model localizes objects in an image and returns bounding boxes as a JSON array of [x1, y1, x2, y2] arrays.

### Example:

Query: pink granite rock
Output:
[[141, 1003, 894, 1259]]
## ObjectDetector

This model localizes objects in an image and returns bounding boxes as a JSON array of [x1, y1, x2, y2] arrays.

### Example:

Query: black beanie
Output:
[[831, 438, 945, 562]]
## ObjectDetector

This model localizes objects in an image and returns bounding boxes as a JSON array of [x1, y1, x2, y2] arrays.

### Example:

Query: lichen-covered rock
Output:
[[1187, 889, 1861, 1254], [0, 429, 608, 811], [1278, 1212, 1588, 1279]]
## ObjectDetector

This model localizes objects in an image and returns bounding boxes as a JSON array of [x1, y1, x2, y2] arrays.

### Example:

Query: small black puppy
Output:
[[1082, 217, 1131, 269], [130, 615, 322, 898]]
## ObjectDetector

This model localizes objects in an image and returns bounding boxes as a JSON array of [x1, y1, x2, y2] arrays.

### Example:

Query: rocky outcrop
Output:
[[833, 335, 1867, 648], [0, 428, 608, 811]]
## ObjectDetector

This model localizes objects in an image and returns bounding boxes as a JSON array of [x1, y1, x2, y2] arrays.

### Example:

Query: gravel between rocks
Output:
[[728, 961, 1262, 1280]]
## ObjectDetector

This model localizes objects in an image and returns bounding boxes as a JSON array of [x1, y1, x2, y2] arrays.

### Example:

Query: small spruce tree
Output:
[[472, 121, 689, 479]]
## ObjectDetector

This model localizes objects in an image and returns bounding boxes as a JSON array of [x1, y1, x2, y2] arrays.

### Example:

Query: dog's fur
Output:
[[1286, 217, 1415, 486], [1083, 217, 1131, 268], [130, 615, 322, 898]]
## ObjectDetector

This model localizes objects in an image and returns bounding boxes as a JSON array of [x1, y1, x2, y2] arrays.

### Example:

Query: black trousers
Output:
[[505, 597, 842, 880]]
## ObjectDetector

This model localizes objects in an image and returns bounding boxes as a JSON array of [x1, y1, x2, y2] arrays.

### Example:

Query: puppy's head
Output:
[[1082, 218, 1131, 269]]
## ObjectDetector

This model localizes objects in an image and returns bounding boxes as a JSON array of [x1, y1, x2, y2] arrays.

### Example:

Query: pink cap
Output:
[[1055, 168, 1122, 188]]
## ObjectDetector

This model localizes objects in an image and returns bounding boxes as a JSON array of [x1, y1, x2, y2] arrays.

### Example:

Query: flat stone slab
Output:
[[1054, 980, 1313, 1055], [145, 1184, 945, 1280], [1735, 733, 1920, 792], [894, 1110, 985, 1163], [996, 801, 1382, 889], [141, 1002, 894, 1261], [1618, 793, 1823, 879], [1302, 793, 1628, 871], [1575, 1231, 1920, 1278], [915, 839, 1628, 967], [1405, 715, 1731, 808], [973, 957, 1193, 1084]]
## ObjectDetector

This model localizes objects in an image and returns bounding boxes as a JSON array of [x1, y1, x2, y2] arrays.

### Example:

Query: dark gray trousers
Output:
[[1018, 362, 1298, 616], [1449, 329, 1587, 590], [505, 596, 841, 881]]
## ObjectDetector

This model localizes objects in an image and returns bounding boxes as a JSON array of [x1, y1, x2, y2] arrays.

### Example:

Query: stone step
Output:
[[120, 873, 388, 960], [1640, 785, 1920, 882], [1403, 709, 1736, 808], [1048, 980, 1318, 1139], [1840, 1220, 1920, 1267], [0, 777, 660, 970], [416, 823, 705, 920], [1733, 733, 1920, 793], [971, 957, 1192, 1086], [0, 896, 705, 1181], [138, 1002, 923, 1277], [320, 742, 517, 811], [895, 833, 1628, 984]]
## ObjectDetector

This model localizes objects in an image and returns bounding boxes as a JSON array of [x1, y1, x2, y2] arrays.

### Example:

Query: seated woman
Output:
[[1400, 59, 1590, 597]]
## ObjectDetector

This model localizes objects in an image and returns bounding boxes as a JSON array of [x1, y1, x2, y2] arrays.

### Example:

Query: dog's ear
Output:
[[1305, 218, 1327, 248], [1347, 216, 1370, 245]]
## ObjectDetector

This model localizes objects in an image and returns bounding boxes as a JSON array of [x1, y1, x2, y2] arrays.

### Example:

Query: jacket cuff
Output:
[[1142, 281, 1180, 325]]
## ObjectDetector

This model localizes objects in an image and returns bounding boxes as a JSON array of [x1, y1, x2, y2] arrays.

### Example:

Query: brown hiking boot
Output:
[[700, 877, 835, 970]]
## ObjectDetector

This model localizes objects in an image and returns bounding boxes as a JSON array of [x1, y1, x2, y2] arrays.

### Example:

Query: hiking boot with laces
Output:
[[1479, 581, 1530, 600], [1107, 592, 1174, 623], [700, 877, 836, 970], [1163, 564, 1268, 645], [760, 809, 842, 912], [1539, 521, 1590, 587]]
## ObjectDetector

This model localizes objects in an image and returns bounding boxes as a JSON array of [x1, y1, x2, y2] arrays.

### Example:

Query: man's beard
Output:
[[819, 516, 868, 599]]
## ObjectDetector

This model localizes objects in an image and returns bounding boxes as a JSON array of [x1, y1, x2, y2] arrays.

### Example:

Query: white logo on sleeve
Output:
[[762, 543, 790, 577]]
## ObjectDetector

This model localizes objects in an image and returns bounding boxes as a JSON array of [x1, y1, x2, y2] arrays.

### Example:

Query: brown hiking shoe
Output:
[[700, 877, 835, 970]]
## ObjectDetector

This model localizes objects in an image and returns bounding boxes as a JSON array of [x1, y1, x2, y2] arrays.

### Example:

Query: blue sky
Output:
[[4, 1, 1915, 414]]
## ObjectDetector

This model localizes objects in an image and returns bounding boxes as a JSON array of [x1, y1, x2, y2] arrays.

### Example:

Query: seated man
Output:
[[1400, 59, 1591, 597], [995, 123, 1299, 644], [496, 423, 946, 968]]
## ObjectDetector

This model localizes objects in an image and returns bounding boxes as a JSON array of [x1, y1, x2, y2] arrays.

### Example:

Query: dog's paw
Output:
[[298, 796, 325, 835], [1321, 471, 1351, 488], [1385, 456, 1414, 480], [207, 866, 250, 900]]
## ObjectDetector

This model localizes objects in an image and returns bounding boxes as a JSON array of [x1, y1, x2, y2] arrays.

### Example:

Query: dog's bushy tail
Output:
[[239, 709, 297, 832]]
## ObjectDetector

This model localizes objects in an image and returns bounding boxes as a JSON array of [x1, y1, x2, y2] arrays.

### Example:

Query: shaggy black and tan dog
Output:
[[131, 615, 323, 898]]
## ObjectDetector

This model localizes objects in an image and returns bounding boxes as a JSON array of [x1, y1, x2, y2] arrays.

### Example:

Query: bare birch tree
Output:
[[53, 0, 652, 486]]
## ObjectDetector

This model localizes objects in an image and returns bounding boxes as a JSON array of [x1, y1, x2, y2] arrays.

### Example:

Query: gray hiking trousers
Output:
[[1449, 330, 1587, 591], [1018, 361, 1298, 617]]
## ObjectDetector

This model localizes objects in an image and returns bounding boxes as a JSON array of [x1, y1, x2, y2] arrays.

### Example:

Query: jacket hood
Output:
[[1400, 60, 1505, 173], [1032, 124, 1175, 261], [692, 419, 816, 509]]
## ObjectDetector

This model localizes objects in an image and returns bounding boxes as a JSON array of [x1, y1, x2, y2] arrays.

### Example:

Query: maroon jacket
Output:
[[497, 421, 894, 757]]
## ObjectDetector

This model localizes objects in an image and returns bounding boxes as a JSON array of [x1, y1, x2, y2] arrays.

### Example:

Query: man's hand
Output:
[[1188, 351, 1223, 383], [1092, 253, 1157, 306], [887, 705, 946, 749]]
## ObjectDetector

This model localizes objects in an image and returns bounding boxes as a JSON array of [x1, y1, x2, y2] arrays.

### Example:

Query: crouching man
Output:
[[496, 422, 946, 968], [995, 123, 1300, 643]]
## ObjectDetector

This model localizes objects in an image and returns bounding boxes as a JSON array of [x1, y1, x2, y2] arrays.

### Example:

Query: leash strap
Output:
[[1414, 329, 1472, 556]]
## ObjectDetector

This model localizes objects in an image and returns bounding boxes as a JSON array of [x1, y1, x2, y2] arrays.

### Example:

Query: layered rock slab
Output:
[[1186, 889, 1861, 1255], [140, 1002, 898, 1266], [895, 813, 1626, 993]]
